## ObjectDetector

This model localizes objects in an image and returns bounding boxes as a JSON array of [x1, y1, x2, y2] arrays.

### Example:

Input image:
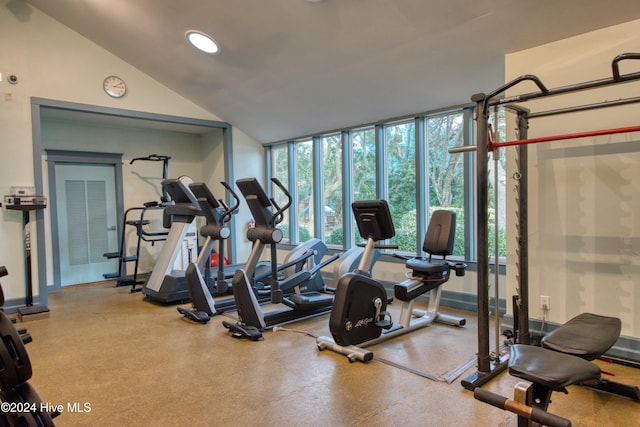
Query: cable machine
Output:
[[459, 53, 640, 390]]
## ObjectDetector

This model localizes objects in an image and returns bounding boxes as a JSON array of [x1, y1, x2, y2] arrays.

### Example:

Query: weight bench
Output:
[[475, 313, 639, 426]]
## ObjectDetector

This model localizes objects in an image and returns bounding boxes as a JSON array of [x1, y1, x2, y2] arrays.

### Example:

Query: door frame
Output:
[[30, 97, 233, 307], [46, 150, 124, 291]]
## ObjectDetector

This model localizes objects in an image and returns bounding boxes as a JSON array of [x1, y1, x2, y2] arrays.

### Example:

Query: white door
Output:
[[55, 164, 119, 286]]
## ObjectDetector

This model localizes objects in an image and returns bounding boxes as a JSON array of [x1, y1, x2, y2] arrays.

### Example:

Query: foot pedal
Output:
[[375, 311, 393, 330], [177, 307, 210, 324], [222, 321, 263, 341]]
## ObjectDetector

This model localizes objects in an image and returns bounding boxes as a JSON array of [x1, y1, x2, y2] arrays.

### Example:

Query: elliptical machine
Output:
[[178, 181, 337, 325], [177, 181, 240, 324], [222, 177, 338, 339], [317, 199, 467, 362]]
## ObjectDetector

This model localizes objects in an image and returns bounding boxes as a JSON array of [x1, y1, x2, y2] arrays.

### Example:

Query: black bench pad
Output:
[[541, 313, 621, 361], [509, 344, 601, 392]]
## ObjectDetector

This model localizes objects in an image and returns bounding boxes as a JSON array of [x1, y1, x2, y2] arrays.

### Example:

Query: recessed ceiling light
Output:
[[186, 30, 220, 55]]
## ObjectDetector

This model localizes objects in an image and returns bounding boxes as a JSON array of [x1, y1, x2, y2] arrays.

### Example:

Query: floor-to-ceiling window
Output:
[[270, 143, 290, 242], [295, 139, 314, 242], [265, 104, 506, 262], [321, 134, 343, 246], [350, 127, 377, 245], [426, 111, 466, 257], [487, 107, 508, 257], [385, 120, 417, 253]]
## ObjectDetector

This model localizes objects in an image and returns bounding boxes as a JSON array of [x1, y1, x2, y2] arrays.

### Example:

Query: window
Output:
[[385, 121, 417, 253], [265, 104, 506, 263], [487, 108, 508, 258], [426, 112, 466, 257], [295, 139, 313, 242], [321, 134, 343, 246], [270, 144, 290, 241], [351, 127, 376, 201], [350, 127, 377, 244]]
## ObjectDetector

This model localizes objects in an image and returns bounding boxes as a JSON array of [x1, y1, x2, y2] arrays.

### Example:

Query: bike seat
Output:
[[405, 257, 449, 275], [395, 259, 450, 301]]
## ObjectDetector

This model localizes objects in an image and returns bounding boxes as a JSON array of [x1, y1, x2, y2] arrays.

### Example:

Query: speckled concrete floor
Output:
[[16, 283, 640, 426]]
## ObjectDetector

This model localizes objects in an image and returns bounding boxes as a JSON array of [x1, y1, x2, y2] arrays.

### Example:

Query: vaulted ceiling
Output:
[[26, 0, 640, 143]]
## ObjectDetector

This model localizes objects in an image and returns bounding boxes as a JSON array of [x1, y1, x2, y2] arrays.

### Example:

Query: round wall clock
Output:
[[103, 75, 127, 98]]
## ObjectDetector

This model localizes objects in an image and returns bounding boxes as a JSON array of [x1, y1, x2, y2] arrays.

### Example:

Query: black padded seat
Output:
[[541, 313, 621, 361], [509, 344, 601, 392], [405, 258, 448, 275], [404, 209, 456, 276]]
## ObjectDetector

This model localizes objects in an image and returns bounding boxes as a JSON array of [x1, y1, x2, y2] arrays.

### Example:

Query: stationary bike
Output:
[[317, 199, 467, 362]]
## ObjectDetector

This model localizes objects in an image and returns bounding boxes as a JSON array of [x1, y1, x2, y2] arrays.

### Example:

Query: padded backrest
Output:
[[423, 210, 456, 257], [541, 313, 621, 360]]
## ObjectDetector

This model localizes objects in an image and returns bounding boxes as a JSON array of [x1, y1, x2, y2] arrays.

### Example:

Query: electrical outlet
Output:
[[540, 295, 550, 311]]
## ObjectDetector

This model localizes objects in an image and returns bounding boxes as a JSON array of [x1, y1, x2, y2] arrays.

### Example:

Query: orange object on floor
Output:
[[210, 252, 229, 267]]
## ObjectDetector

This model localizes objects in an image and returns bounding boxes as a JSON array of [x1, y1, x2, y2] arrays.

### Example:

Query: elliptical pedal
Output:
[[222, 321, 263, 341], [177, 306, 210, 324]]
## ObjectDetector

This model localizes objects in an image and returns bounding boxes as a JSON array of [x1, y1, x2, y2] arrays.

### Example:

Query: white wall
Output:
[[0, 6, 262, 300], [230, 129, 267, 262], [505, 19, 640, 337]]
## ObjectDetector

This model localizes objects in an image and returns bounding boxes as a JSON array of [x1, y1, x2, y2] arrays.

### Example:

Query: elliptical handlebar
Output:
[[269, 177, 292, 227], [220, 181, 240, 224]]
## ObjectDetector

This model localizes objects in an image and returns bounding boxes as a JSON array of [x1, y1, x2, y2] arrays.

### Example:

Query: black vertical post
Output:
[[462, 95, 508, 390], [516, 112, 530, 345], [270, 241, 283, 304], [23, 210, 34, 306], [161, 156, 170, 203], [474, 95, 491, 375]]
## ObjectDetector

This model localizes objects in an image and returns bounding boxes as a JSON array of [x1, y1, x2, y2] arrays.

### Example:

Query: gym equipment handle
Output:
[[612, 53, 640, 81], [474, 388, 571, 427], [129, 154, 171, 164], [473, 74, 549, 115], [269, 177, 292, 227], [220, 181, 240, 223]]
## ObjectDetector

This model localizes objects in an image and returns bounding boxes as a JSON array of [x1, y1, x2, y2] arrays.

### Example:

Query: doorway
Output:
[[54, 163, 118, 286], [47, 150, 124, 288]]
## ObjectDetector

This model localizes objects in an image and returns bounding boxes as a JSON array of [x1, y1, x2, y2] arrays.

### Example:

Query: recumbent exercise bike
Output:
[[317, 199, 467, 362]]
